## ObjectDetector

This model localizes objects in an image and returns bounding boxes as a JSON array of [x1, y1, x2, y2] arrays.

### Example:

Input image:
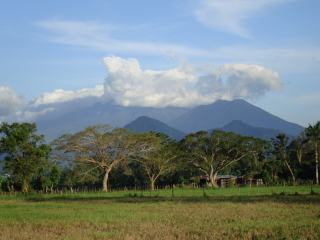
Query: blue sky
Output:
[[0, 0, 319, 126]]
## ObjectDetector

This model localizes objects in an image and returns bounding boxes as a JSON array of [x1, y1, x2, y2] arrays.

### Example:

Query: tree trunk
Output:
[[102, 170, 109, 192], [316, 143, 319, 185], [284, 160, 296, 185], [271, 169, 275, 183], [210, 172, 219, 188], [21, 179, 29, 193], [150, 178, 155, 191], [297, 149, 303, 164]]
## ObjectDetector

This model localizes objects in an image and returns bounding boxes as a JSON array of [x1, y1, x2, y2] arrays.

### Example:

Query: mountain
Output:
[[36, 99, 188, 141], [170, 99, 303, 136], [35, 98, 304, 141], [219, 120, 284, 140], [124, 116, 186, 140]]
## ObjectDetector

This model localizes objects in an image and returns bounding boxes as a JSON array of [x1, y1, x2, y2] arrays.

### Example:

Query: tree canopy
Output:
[[181, 130, 265, 187], [0, 122, 50, 192], [1, 121, 320, 193], [305, 122, 320, 184], [52, 126, 153, 191], [134, 133, 178, 190]]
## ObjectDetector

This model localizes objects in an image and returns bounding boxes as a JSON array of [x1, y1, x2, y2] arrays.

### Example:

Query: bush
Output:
[[0, 176, 3, 192], [0, 175, 18, 192]]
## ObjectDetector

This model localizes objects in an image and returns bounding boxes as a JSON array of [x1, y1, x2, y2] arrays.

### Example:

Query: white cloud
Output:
[[208, 46, 320, 75], [0, 86, 24, 117], [0, 84, 104, 122], [195, 0, 290, 37], [217, 64, 282, 99], [103, 56, 282, 107], [0, 86, 59, 122], [0, 56, 283, 122], [36, 20, 207, 57], [32, 85, 104, 106], [15, 108, 55, 122]]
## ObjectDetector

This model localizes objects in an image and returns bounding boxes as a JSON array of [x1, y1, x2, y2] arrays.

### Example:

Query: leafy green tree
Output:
[[0, 175, 3, 191], [272, 133, 296, 184], [37, 165, 61, 192], [182, 131, 261, 188], [305, 121, 320, 184], [30, 159, 62, 192], [49, 165, 61, 189], [261, 153, 281, 184], [290, 133, 307, 164], [232, 139, 271, 181], [0, 175, 15, 192], [0, 122, 50, 193], [134, 133, 178, 190], [59, 168, 78, 192]]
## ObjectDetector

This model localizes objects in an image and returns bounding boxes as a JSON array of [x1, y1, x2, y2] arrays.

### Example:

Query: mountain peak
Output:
[[36, 98, 303, 141], [124, 116, 185, 140], [170, 99, 303, 136], [133, 116, 155, 122]]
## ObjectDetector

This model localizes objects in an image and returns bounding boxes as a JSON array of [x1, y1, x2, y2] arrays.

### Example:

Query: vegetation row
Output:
[[0, 121, 319, 193]]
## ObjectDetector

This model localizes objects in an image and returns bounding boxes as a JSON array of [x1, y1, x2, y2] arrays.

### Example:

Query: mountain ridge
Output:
[[35, 98, 304, 141], [219, 120, 285, 140], [169, 99, 303, 136]]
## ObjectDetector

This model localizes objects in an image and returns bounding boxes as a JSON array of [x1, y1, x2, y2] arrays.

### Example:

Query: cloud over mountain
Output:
[[103, 56, 282, 107], [1, 56, 282, 122], [0, 86, 24, 118], [32, 85, 104, 106]]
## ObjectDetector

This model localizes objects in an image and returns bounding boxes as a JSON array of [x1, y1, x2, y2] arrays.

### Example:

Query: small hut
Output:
[[216, 175, 238, 187]]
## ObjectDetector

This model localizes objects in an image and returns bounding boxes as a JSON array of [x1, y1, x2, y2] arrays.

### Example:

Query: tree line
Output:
[[0, 121, 319, 193]]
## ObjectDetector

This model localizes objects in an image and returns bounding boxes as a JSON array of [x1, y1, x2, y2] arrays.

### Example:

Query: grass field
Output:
[[0, 186, 320, 240]]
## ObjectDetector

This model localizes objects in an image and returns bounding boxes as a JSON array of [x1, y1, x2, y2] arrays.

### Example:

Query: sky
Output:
[[0, 0, 319, 126]]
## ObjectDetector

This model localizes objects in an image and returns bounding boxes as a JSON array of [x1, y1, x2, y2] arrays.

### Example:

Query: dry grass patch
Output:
[[0, 188, 320, 239]]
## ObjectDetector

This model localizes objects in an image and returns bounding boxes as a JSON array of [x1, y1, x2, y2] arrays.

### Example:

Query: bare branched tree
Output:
[[52, 126, 148, 191], [182, 131, 262, 188], [134, 133, 178, 190]]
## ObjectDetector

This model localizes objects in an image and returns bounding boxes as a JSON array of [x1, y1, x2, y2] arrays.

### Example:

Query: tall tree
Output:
[[290, 133, 307, 164], [232, 139, 271, 181], [52, 126, 147, 192], [135, 133, 177, 190], [39, 165, 61, 193], [0, 122, 50, 193], [305, 121, 320, 184], [182, 131, 260, 188], [272, 133, 296, 184]]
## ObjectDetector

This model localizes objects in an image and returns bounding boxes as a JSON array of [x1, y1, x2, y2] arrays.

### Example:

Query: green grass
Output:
[[0, 186, 320, 239]]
